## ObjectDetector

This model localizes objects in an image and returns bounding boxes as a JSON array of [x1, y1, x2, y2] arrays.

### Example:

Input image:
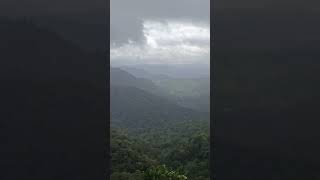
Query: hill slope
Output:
[[110, 67, 162, 95], [110, 86, 207, 132]]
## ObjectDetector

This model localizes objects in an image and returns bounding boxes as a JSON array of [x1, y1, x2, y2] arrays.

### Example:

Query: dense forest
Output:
[[111, 122, 209, 180], [110, 67, 210, 180]]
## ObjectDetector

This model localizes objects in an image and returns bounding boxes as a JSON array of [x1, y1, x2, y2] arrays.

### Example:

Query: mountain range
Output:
[[110, 67, 209, 133], [120, 65, 210, 112]]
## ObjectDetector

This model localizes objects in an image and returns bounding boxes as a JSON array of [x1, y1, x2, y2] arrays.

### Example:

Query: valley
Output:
[[110, 66, 210, 180]]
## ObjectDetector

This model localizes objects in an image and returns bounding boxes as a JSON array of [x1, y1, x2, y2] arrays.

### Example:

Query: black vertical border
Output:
[[106, 0, 111, 178], [210, 0, 216, 179], [0, 2, 111, 179]]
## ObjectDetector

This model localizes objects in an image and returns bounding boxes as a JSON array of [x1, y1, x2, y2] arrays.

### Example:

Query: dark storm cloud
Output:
[[110, 0, 210, 65], [111, 0, 210, 44]]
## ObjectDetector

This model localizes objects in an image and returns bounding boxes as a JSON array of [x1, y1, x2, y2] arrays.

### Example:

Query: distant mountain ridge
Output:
[[111, 67, 161, 94], [120, 64, 210, 79], [111, 86, 204, 130], [110, 67, 208, 132], [116, 66, 210, 112]]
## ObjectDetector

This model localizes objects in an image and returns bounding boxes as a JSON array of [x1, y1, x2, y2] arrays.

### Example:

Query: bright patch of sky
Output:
[[110, 19, 210, 65]]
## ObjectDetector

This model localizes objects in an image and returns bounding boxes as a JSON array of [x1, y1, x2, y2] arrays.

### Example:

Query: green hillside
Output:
[[110, 67, 210, 180]]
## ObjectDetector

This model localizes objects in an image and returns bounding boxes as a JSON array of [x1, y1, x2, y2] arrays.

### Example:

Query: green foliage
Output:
[[144, 165, 188, 180], [111, 122, 209, 180], [159, 130, 209, 179], [111, 129, 158, 173], [110, 67, 210, 180]]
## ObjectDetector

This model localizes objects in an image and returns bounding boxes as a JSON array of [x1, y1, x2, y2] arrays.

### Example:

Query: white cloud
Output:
[[110, 19, 210, 65]]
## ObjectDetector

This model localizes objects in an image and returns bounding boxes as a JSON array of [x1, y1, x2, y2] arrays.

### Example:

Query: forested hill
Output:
[[110, 67, 208, 131], [116, 66, 210, 112], [110, 67, 210, 179], [110, 85, 207, 132], [111, 67, 163, 95]]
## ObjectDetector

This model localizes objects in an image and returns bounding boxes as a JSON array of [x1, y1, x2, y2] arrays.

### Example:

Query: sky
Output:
[[110, 0, 210, 65]]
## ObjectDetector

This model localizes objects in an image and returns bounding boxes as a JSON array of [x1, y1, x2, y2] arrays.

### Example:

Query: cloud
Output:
[[110, 0, 209, 45], [110, 19, 210, 65]]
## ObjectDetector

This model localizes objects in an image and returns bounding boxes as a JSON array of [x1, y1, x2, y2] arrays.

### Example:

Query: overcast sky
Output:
[[110, 0, 210, 65]]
